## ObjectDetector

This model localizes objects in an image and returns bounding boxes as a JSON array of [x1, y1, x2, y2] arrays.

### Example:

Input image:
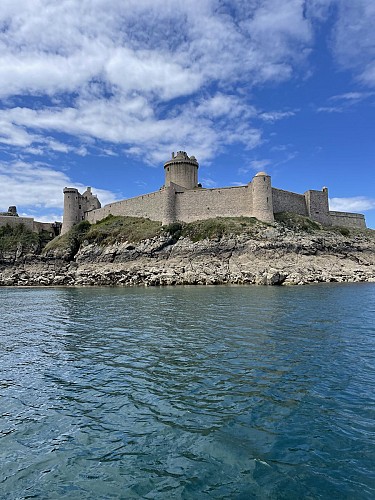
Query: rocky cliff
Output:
[[1, 215, 374, 286]]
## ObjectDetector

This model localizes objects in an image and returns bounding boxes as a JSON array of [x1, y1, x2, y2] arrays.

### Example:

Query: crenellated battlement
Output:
[[164, 150, 199, 190]]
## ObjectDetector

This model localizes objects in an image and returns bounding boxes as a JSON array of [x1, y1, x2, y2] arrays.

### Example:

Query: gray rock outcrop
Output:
[[1, 222, 374, 286]]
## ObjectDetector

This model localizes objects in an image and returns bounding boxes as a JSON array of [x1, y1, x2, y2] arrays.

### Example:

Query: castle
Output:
[[61, 151, 366, 234]]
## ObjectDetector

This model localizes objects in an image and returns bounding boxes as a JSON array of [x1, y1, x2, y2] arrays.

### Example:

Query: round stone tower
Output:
[[251, 172, 274, 223], [164, 151, 198, 190], [62, 187, 80, 235]]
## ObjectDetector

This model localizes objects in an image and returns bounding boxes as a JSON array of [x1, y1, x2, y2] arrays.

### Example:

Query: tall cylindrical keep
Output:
[[62, 187, 80, 234], [251, 172, 274, 223], [164, 151, 198, 190]]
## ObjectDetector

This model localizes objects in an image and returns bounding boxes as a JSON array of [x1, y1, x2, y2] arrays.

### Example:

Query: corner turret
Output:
[[251, 172, 274, 223], [164, 151, 199, 190], [61, 186, 101, 234], [62, 187, 80, 234]]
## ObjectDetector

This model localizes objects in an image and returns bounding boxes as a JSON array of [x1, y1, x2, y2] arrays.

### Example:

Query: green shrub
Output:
[[0, 223, 53, 255], [181, 217, 261, 242], [274, 212, 321, 232], [163, 222, 183, 242], [44, 220, 91, 257], [85, 216, 161, 245], [331, 226, 350, 236]]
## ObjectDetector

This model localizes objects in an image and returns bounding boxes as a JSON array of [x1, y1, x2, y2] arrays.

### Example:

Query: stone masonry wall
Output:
[[68, 176, 367, 230], [304, 189, 331, 226], [272, 188, 308, 215], [175, 186, 251, 222], [0, 216, 34, 231], [329, 211, 366, 229], [85, 190, 165, 224]]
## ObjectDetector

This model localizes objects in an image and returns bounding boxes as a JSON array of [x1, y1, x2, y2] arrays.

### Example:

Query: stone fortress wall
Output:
[[85, 190, 165, 225], [61, 151, 366, 234], [0, 206, 61, 235], [174, 186, 251, 223], [0, 214, 35, 231], [329, 211, 366, 227]]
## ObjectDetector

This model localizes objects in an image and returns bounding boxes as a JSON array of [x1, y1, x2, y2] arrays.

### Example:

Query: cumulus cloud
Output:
[[329, 197, 375, 213], [0, 94, 262, 165], [0, 0, 319, 166], [0, 160, 118, 218]]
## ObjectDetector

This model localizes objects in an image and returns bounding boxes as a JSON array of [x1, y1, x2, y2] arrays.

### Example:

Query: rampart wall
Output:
[[82, 185, 368, 230], [272, 188, 308, 215], [61, 151, 368, 231], [0, 216, 61, 236], [0, 216, 34, 231], [329, 211, 366, 229], [86, 190, 165, 224], [33, 221, 61, 235], [175, 186, 251, 222], [85, 185, 254, 225]]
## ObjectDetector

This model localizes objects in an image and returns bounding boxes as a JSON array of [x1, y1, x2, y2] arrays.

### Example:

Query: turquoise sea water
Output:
[[1, 284, 375, 499]]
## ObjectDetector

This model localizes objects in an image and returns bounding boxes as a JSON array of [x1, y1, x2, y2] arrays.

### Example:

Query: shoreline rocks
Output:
[[1, 223, 375, 286]]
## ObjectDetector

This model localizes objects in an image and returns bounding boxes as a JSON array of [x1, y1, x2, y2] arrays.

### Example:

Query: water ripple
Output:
[[1, 284, 375, 499]]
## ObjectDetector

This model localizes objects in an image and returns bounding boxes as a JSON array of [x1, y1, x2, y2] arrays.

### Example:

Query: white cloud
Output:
[[0, 0, 315, 100], [330, 92, 374, 102], [0, 160, 118, 218], [0, 94, 262, 165], [259, 110, 297, 122], [196, 94, 257, 120], [200, 177, 218, 188], [239, 159, 272, 175], [20, 212, 64, 223], [329, 197, 375, 213], [105, 48, 203, 100], [250, 159, 272, 171], [0, 0, 322, 166], [305, 0, 335, 21], [317, 106, 343, 113], [330, 0, 375, 87], [317, 90, 374, 113]]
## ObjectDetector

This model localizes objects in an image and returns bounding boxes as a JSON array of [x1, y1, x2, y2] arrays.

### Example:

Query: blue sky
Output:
[[0, 0, 374, 228]]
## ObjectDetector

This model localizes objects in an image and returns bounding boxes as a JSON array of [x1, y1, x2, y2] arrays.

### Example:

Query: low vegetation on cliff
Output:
[[0, 223, 53, 259], [164, 216, 261, 242], [1, 212, 373, 268], [44, 216, 161, 257], [1, 213, 374, 286], [43, 215, 269, 259]]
